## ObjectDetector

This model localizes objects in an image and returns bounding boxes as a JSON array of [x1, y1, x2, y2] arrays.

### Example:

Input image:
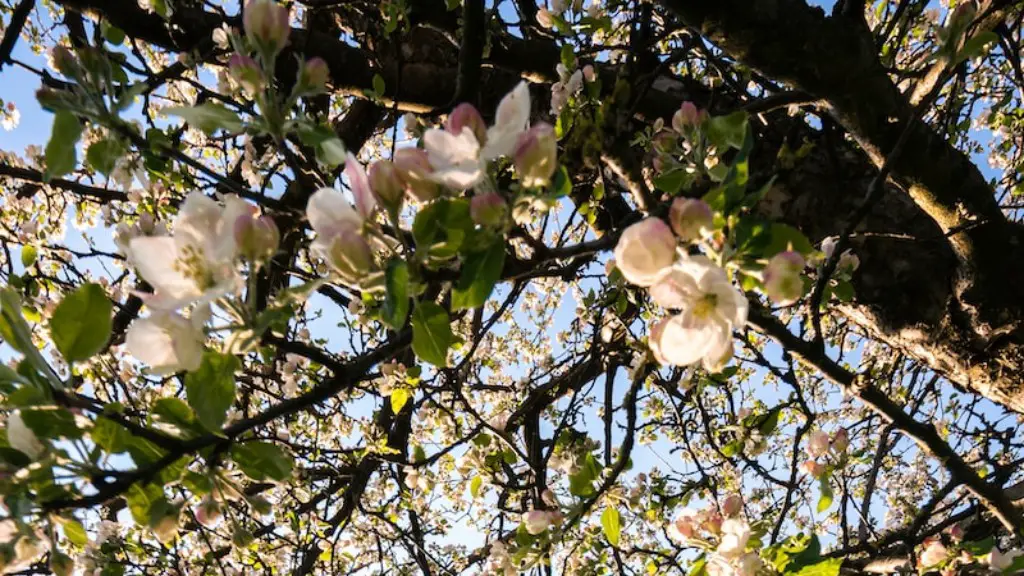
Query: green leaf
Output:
[[601, 506, 621, 546], [390, 388, 410, 413], [20, 246, 37, 268], [547, 165, 572, 198], [21, 407, 82, 440], [411, 302, 455, 367], [49, 283, 112, 363], [101, 22, 126, 45], [706, 111, 749, 150], [792, 558, 842, 576], [57, 516, 88, 547], [653, 169, 687, 195], [757, 406, 782, 436], [412, 199, 474, 261], [452, 239, 506, 310], [372, 73, 386, 96], [470, 476, 482, 498], [962, 536, 995, 556], [126, 483, 165, 525], [165, 103, 243, 135], [185, 351, 239, 432], [382, 259, 410, 329], [86, 138, 124, 176], [766, 224, 814, 257], [44, 111, 82, 179], [688, 557, 707, 576], [231, 442, 293, 482], [92, 418, 130, 453], [816, 476, 833, 513]]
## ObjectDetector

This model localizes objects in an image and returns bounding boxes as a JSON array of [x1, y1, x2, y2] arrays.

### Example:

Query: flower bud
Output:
[[327, 228, 374, 285], [522, 510, 551, 535], [763, 250, 805, 306], [446, 103, 487, 145], [669, 198, 713, 242], [50, 46, 77, 77], [652, 129, 677, 155], [235, 214, 280, 262], [541, 489, 559, 507], [582, 64, 596, 83], [831, 428, 849, 453], [801, 460, 825, 477], [670, 511, 698, 541], [368, 160, 405, 212], [243, 0, 290, 56], [196, 496, 222, 527], [228, 53, 263, 94], [701, 511, 723, 535], [806, 430, 830, 459], [721, 494, 743, 517], [514, 122, 558, 188], [672, 101, 703, 133], [613, 218, 676, 287], [298, 57, 329, 93], [470, 192, 508, 228], [394, 148, 439, 202], [536, 8, 555, 28]]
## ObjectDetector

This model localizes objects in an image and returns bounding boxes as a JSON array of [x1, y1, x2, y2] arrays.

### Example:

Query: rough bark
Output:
[[52, 0, 1024, 413]]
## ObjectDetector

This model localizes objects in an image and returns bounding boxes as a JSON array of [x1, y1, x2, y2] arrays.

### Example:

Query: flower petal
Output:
[[345, 153, 377, 219], [129, 236, 201, 307], [307, 187, 362, 236]]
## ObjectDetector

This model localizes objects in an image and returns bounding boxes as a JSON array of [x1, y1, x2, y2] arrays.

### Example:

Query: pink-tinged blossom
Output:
[[669, 198, 713, 242], [806, 430, 830, 458], [344, 153, 377, 219], [763, 250, 806, 305], [126, 312, 205, 374], [613, 218, 677, 287], [481, 81, 532, 161]]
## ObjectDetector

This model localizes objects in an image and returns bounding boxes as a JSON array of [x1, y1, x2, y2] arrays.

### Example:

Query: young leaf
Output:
[[44, 110, 82, 180], [165, 103, 244, 134], [816, 476, 833, 513], [411, 301, 455, 367], [470, 475, 482, 498], [390, 388, 410, 414], [382, 259, 410, 329], [185, 352, 240, 432], [452, 240, 505, 310], [49, 283, 113, 363], [231, 442, 293, 482], [601, 506, 621, 546]]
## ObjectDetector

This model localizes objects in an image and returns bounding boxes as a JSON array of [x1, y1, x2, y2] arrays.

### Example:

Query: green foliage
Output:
[[601, 506, 621, 546], [185, 352, 240, 432], [452, 238, 505, 310], [413, 199, 475, 262], [44, 111, 83, 180], [382, 259, 411, 330], [411, 302, 456, 367], [49, 283, 112, 363], [231, 442, 293, 482], [165, 103, 244, 134]]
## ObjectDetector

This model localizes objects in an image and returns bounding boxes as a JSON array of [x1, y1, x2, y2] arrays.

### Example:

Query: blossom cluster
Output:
[[668, 496, 762, 576]]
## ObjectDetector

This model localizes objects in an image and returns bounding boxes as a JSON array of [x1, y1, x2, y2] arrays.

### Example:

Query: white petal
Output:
[[655, 314, 717, 367], [213, 195, 254, 263], [129, 236, 201, 306], [174, 192, 222, 250], [429, 164, 484, 190], [126, 314, 204, 374], [307, 187, 362, 236], [649, 267, 700, 309], [424, 128, 481, 168], [481, 82, 532, 160]]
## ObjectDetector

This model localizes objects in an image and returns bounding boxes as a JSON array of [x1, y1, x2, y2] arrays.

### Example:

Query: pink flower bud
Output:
[[446, 103, 487, 146], [669, 198, 713, 242], [806, 429, 830, 458], [514, 123, 558, 188], [701, 511, 723, 535], [229, 53, 263, 94], [299, 57, 329, 93], [541, 488, 559, 507], [196, 496, 222, 527], [919, 538, 949, 568], [670, 512, 698, 541], [327, 228, 374, 284], [672, 101, 703, 133], [582, 64, 596, 83], [522, 510, 551, 535], [613, 218, 676, 287], [243, 0, 290, 56], [801, 460, 825, 477], [763, 250, 805, 306], [234, 213, 280, 261], [470, 192, 507, 228], [721, 494, 743, 517], [394, 148, 439, 203], [946, 524, 964, 543], [831, 428, 849, 453], [344, 153, 377, 219], [368, 160, 405, 212]]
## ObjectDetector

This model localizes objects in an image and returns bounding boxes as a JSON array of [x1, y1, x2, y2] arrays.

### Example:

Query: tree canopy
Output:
[[0, 0, 1023, 574]]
